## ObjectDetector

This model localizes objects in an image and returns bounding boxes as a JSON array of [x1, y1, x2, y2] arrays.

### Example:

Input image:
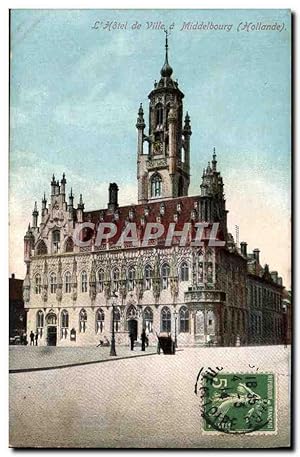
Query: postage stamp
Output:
[[200, 372, 276, 434]]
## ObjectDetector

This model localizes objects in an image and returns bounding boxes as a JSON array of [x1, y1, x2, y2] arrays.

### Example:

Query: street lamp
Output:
[[174, 310, 178, 350], [110, 292, 118, 357]]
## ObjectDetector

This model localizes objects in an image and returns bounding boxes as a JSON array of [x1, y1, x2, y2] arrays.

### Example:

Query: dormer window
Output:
[[191, 209, 197, 220], [144, 206, 150, 217], [176, 202, 182, 213], [129, 208, 135, 221], [160, 203, 165, 216], [114, 210, 119, 221], [99, 211, 104, 222], [173, 213, 178, 223], [140, 216, 146, 226]]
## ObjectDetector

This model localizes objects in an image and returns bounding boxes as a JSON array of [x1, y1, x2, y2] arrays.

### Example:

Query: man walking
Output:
[[35, 332, 38, 346], [129, 332, 135, 351], [29, 331, 34, 346], [141, 328, 147, 352]]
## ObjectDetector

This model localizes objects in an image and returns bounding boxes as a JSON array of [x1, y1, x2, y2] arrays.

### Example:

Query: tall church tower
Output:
[[136, 32, 191, 204]]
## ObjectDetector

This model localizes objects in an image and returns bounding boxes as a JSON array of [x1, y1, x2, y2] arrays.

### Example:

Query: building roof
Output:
[[83, 195, 225, 246]]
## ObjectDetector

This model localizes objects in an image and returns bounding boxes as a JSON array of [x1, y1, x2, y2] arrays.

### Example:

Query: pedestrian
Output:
[[141, 328, 147, 352], [129, 332, 135, 351], [35, 332, 38, 346], [29, 331, 34, 346]]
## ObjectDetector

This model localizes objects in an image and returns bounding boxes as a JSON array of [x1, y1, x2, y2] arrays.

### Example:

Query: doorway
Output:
[[47, 326, 57, 346], [128, 319, 138, 341]]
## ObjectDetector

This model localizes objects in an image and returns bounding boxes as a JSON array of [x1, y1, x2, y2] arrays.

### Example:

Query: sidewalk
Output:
[[9, 345, 158, 373]]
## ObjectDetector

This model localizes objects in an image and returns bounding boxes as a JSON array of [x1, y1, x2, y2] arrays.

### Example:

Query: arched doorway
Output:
[[46, 312, 57, 346], [126, 305, 138, 341]]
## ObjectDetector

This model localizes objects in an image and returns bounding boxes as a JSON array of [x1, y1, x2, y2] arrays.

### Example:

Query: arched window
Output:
[[36, 310, 44, 327], [46, 312, 57, 325], [113, 307, 121, 332], [207, 262, 213, 283], [81, 271, 88, 293], [161, 263, 170, 290], [144, 307, 153, 333], [161, 306, 171, 332], [52, 230, 60, 253], [128, 266, 135, 291], [65, 271, 71, 293], [96, 308, 105, 334], [61, 310, 69, 339], [155, 103, 163, 127], [144, 264, 152, 290], [179, 306, 189, 333], [35, 274, 42, 294], [98, 269, 104, 293], [36, 240, 47, 256], [151, 173, 162, 198], [65, 237, 74, 253], [180, 262, 189, 282], [79, 309, 87, 333], [112, 268, 119, 292], [50, 272, 57, 294], [178, 175, 184, 196]]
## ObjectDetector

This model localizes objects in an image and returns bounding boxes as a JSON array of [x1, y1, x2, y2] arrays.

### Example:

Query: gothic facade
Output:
[[23, 37, 286, 347]]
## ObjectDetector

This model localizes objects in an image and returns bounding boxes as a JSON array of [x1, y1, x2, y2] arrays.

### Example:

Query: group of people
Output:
[[29, 330, 39, 346], [129, 328, 149, 351]]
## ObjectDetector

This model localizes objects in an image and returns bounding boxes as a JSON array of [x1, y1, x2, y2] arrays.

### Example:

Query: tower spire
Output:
[[160, 30, 173, 77]]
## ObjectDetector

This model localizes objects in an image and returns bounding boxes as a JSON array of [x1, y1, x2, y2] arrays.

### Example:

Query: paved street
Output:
[[9, 345, 290, 448], [9, 345, 157, 372]]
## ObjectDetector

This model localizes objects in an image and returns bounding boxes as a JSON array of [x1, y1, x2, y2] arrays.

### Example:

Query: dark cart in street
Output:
[[156, 333, 175, 355]]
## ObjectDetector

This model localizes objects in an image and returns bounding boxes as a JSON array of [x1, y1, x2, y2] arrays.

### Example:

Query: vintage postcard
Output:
[[9, 9, 292, 448]]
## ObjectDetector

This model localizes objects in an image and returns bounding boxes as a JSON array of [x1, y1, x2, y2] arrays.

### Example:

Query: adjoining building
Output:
[[9, 274, 26, 344], [23, 37, 286, 347]]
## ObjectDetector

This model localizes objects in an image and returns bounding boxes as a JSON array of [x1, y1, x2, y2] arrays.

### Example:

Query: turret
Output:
[[77, 194, 84, 223], [60, 173, 66, 197], [32, 202, 38, 229], [24, 224, 34, 262]]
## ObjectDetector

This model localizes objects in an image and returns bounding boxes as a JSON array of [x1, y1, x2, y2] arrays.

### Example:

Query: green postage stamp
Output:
[[202, 373, 276, 434]]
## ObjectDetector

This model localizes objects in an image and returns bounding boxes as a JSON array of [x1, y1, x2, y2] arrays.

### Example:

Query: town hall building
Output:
[[23, 36, 286, 347]]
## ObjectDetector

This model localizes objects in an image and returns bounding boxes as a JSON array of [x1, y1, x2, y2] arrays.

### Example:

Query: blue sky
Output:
[[10, 9, 291, 285]]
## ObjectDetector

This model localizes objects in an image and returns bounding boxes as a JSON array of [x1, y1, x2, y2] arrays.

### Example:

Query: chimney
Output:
[[11, 273, 15, 279], [271, 271, 278, 284], [240, 241, 247, 257], [108, 183, 119, 212], [253, 248, 260, 264]]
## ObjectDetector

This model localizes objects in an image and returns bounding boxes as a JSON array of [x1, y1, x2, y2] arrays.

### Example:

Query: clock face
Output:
[[153, 140, 163, 154]]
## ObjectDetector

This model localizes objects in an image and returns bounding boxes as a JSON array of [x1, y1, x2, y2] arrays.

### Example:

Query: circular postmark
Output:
[[195, 367, 275, 434]]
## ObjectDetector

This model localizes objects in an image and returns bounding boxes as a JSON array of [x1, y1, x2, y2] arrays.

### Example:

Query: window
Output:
[[161, 306, 171, 332], [180, 262, 189, 282], [128, 266, 135, 291], [112, 268, 119, 292], [46, 313, 57, 325], [207, 262, 213, 283], [151, 174, 162, 197], [79, 309, 87, 333], [36, 310, 44, 337], [65, 271, 71, 293], [50, 272, 57, 294], [198, 261, 204, 283], [155, 103, 163, 127], [61, 310, 69, 339], [52, 230, 60, 253], [96, 308, 105, 334], [98, 269, 104, 293], [35, 274, 42, 294], [65, 237, 74, 253], [161, 263, 170, 290], [144, 307, 153, 333], [81, 271, 88, 293], [179, 306, 189, 333], [113, 307, 121, 332], [144, 265, 152, 290], [36, 240, 47, 256]]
